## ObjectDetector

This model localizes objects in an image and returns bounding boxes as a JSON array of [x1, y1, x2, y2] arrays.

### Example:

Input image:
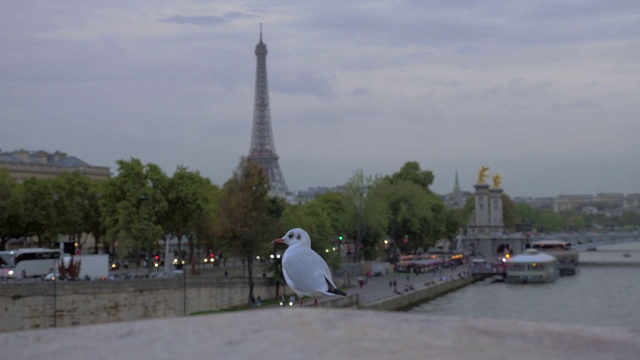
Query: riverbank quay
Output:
[[3, 307, 639, 360], [362, 275, 474, 311], [308, 265, 475, 311]]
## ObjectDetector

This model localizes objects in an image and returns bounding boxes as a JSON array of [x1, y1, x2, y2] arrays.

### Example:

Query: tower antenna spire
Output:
[[260, 23, 263, 42]]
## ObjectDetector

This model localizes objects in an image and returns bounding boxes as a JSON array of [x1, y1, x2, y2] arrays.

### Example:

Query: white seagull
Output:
[[272, 228, 347, 306]]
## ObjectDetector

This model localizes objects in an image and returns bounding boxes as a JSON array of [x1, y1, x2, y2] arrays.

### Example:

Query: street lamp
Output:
[[145, 179, 153, 273]]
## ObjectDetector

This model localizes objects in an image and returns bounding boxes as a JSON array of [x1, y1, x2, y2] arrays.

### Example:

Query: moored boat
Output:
[[505, 249, 559, 284], [531, 239, 579, 276]]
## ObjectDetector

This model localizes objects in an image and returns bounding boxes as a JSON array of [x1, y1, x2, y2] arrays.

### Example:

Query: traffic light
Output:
[[338, 235, 343, 241]]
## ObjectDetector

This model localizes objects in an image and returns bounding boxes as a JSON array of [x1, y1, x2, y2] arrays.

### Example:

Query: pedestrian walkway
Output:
[[303, 265, 471, 307]]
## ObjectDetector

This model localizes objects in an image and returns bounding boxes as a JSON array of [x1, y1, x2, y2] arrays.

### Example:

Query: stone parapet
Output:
[[2, 308, 638, 360], [0, 276, 282, 333]]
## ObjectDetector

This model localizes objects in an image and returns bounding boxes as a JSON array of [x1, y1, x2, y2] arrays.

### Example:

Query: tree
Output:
[[0, 170, 23, 250], [619, 211, 640, 228], [22, 178, 58, 247], [51, 172, 95, 250], [101, 158, 167, 265], [502, 194, 516, 230], [215, 157, 278, 304], [514, 202, 538, 228], [565, 214, 586, 230], [379, 179, 444, 253], [343, 170, 388, 262], [85, 180, 106, 254], [443, 208, 461, 242], [193, 180, 221, 267], [535, 210, 565, 233], [314, 191, 348, 235], [388, 161, 435, 193], [164, 165, 213, 274]]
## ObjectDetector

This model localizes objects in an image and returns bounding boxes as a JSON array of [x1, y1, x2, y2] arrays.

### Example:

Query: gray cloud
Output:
[[161, 12, 255, 26], [1, 0, 639, 197], [272, 71, 337, 99]]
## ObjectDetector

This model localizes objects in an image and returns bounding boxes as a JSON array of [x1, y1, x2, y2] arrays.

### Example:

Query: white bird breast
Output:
[[282, 245, 334, 297]]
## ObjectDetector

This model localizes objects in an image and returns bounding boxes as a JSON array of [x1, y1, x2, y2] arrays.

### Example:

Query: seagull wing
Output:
[[283, 247, 335, 296]]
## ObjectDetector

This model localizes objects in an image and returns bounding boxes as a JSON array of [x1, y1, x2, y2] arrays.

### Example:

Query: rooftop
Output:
[[0, 149, 92, 167]]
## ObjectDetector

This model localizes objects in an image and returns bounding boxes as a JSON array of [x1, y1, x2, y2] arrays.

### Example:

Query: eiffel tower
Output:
[[248, 26, 289, 197]]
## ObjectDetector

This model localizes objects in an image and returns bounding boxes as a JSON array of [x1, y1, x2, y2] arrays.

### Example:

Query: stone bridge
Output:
[[529, 232, 640, 251]]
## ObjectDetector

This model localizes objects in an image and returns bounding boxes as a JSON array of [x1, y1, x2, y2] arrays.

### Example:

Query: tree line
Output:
[[2, 157, 637, 270], [0, 159, 460, 261]]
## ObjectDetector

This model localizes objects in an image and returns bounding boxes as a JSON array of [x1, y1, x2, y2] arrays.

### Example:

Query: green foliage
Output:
[[443, 208, 461, 241], [514, 202, 538, 225], [343, 170, 388, 261], [565, 214, 586, 230], [535, 209, 565, 232], [21, 177, 57, 246], [387, 161, 435, 193], [215, 157, 281, 303], [100, 158, 168, 259], [51, 172, 96, 246], [379, 179, 435, 251], [314, 192, 348, 233], [502, 194, 516, 230], [0, 170, 23, 250], [161, 165, 214, 272], [460, 197, 475, 230]]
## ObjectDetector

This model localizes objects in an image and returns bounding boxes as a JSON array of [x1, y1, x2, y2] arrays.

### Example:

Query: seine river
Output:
[[409, 242, 640, 333]]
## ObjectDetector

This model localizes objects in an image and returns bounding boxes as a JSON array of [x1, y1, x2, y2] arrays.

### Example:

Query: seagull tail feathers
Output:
[[325, 276, 347, 296], [330, 288, 347, 296]]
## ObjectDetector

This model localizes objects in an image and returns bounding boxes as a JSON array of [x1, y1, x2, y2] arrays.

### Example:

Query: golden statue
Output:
[[477, 166, 489, 184], [492, 174, 503, 188]]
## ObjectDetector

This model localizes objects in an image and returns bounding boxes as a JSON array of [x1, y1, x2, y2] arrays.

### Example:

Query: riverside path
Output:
[[301, 263, 471, 308]]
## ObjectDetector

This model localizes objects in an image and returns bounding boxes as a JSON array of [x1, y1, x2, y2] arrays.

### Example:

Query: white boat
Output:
[[505, 249, 559, 284]]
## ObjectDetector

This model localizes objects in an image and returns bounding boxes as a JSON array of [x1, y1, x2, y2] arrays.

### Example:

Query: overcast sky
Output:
[[2, 1, 639, 197]]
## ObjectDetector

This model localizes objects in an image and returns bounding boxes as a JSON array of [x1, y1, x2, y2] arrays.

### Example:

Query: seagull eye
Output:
[[288, 233, 293, 239]]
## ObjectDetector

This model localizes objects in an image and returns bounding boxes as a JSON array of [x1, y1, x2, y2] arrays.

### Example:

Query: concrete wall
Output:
[[0, 276, 281, 333]]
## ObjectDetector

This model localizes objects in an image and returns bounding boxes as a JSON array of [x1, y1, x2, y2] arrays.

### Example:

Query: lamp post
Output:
[[52, 257, 57, 328], [144, 179, 153, 273], [146, 207, 151, 273], [52, 194, 59, 328]]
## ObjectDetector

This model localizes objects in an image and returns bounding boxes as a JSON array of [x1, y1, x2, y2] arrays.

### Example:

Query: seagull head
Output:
[[272, 228, 311, 247]]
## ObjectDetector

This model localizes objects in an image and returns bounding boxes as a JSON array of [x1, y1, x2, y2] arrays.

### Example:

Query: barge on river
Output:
[[505, 249, 559, 284], [531, 239, 579, 276]]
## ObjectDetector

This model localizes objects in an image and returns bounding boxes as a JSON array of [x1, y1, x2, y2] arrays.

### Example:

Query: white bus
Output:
[[0, 248, 61, 279]]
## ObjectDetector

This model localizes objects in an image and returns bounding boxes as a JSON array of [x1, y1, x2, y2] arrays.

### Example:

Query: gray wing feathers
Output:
[[283, 247, 335, 296]]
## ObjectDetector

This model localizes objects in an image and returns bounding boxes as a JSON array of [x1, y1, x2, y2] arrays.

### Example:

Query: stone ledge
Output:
[[1, 308, 638, 360]]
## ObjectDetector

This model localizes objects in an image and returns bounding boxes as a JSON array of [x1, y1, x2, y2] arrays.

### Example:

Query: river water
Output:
[[409, 242, 640, 333]]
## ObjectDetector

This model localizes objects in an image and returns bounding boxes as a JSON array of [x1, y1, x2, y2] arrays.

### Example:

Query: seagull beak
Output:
[[272, 238, 285, 244]]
